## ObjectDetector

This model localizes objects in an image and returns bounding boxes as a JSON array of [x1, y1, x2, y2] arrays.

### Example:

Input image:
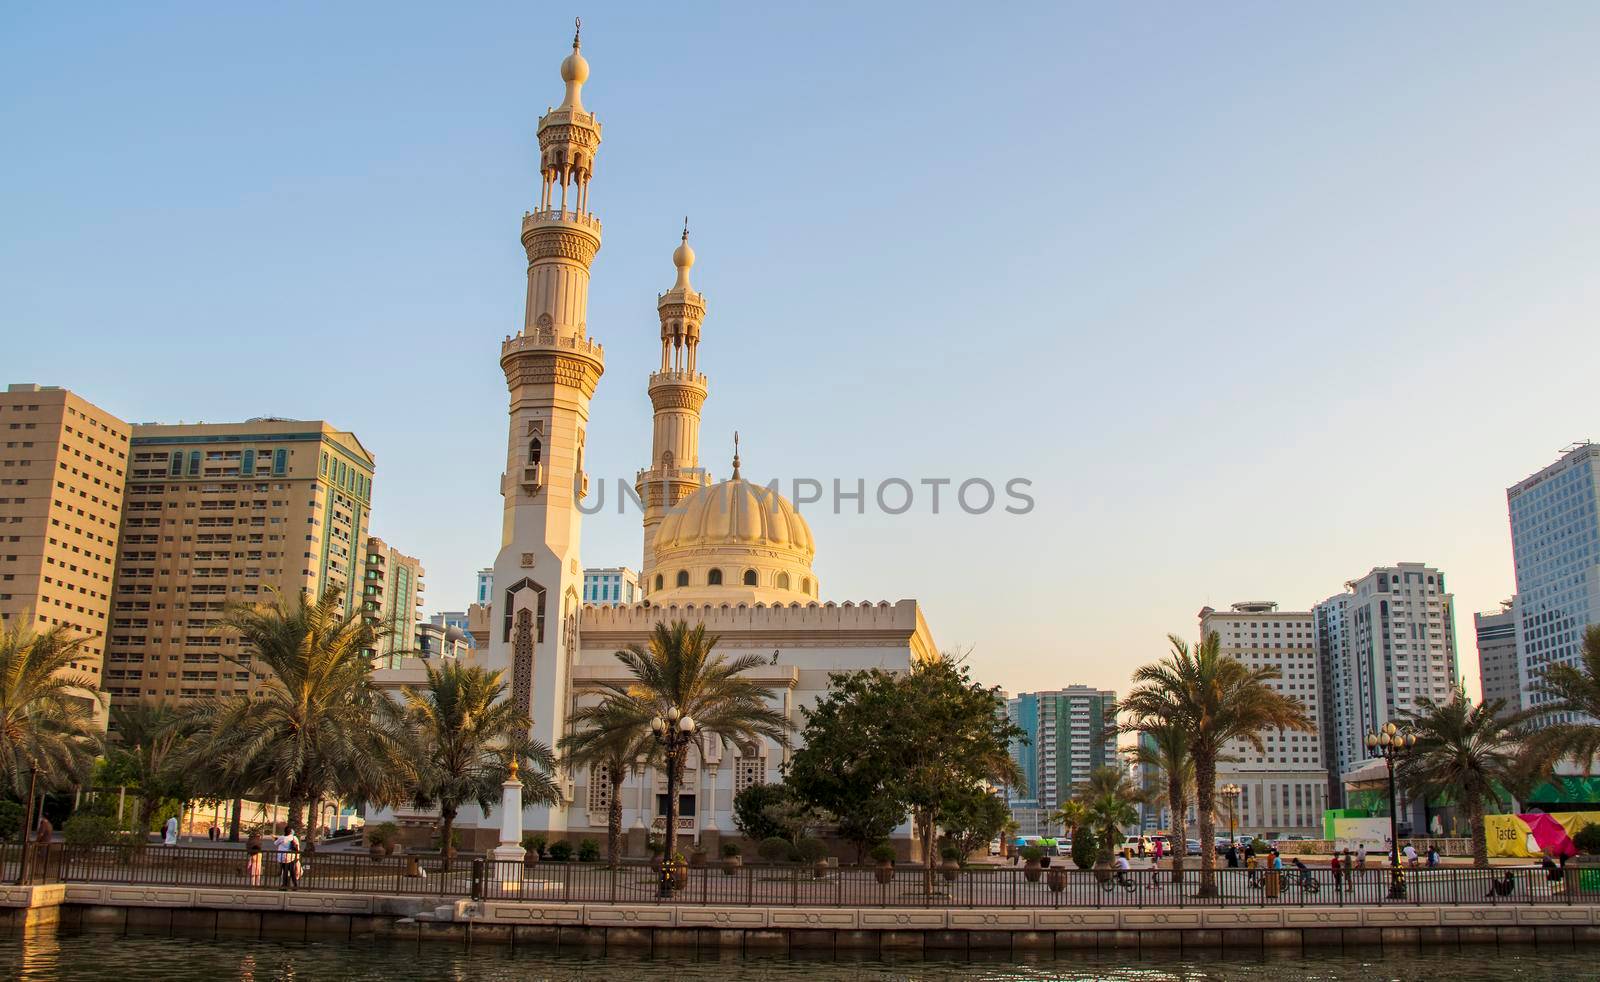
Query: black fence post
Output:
[[470, 858, 484, 901]]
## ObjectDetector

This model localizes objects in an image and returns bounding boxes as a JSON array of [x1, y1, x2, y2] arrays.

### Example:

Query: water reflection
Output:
[[0, 931, 1584, 981]]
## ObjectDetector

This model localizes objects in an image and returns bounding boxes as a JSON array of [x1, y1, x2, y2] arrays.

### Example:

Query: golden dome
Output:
[[648, 473, 819, 604], [655, 477, 813, 554]]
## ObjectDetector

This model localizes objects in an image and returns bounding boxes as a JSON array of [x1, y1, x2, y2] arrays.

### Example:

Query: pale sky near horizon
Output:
[[4, 3, 1598, 701]]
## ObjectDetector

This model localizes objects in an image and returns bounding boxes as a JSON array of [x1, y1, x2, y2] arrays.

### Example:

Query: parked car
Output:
[[1186, 839, 1202, 856]]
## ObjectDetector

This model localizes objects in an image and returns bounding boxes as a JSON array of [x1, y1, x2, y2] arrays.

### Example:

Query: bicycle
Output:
[[1100, 873, 1137, 893]]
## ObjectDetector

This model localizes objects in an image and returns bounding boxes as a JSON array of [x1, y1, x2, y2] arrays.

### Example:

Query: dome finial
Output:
[[731, 431, 741, 480], [671, 219, 696, 290], [573, 16, 581, 49], [558, 18, 590, 110]]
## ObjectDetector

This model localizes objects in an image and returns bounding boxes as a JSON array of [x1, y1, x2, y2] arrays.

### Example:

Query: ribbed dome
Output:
[[655, 477, 814, 554]]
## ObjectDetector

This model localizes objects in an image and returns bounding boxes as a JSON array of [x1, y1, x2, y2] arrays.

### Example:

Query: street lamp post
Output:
[[649, 707, 697, 899], [1365, 721, 1416, 898], [1220, 783, 1241, 844]]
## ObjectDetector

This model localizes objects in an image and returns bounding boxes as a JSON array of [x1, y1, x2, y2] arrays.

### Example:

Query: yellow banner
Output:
[[1485, 812, 1600, 858]]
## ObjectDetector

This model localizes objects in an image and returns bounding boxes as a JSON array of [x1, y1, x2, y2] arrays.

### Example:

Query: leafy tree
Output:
[[184, 588, 410, 844], [1396, 683, 1531, 868], [391, 661, 558, 870], [780, 655, 1022, 891], [1121, 632, 1313, 896], [1127, 724, 1195, 882], [1070, 825, 1099, 870], [1523, 626, 1600, 772], [561, 697, 657, 868], [938, 786, 1009, 861], [577, 622, 793, 864], [0, 623, 102, 797], [732, 783, 790, 841], [101, 700, 195, 833]]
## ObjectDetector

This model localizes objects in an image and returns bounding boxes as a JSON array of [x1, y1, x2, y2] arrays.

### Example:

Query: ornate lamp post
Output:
[[649, 707, 697, 898], [1220, 783, 1241, 845], [1365, 721, 1416, 897]]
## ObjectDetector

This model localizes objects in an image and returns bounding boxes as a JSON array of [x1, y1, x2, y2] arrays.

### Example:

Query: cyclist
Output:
[[1114, 851, 1133, 889], [1290, 857, 1316, 891]]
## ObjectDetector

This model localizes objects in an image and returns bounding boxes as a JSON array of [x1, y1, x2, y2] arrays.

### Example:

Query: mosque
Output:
[[373, 28, 937, 852]]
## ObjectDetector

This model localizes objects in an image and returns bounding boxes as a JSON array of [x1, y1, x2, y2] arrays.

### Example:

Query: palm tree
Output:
[[0, 623, 102, 800], [561, 697, 658, 868], [1522, 625, 1600, 773], [185, 588, 409, 843], [1073, 765, 1143, 862], [1128, 724, 1195, 882], [1051, 799, 1093, 866], [391, 661, 558, 868], [1121, 632, 1313, 896], [104, 700, 194, 833], [578, 621, 793, 864], [1396, 684, 1531, 868]]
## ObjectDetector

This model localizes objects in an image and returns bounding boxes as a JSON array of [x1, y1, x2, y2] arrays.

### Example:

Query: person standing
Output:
[[1356, 843, 1367, 872], [1330, 851, 1343, 892], [276, 827, 301, 891], [1403, 841, 1418, 867], [163, 815, 179, 846], [1153, 837, 1164, 864], [1426, 845, 1439, 868], [1344, 849, 1357, 892], [246, 830, 264, 886]]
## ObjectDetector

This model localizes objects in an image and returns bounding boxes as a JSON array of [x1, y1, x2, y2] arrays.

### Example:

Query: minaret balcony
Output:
[[502, 332, 606, 364], [523, 209, 602, 234], [648, 370, 707, 389]]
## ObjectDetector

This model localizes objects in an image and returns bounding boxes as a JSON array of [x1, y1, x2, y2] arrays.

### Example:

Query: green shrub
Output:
[[868, 843, 896, 863], [758, 836, 792, 863], [939, 844, 962, 862], [63, 814, 119, 847], [528, 834, 548, 858], [1071, 828, 1099, 870], [0, 801, 23, 843], [577, 838, 600, 863], [721, 841, 742, 858], [796, 838, 829, 863], [547, 840, 574, 862], [366, 821, 399, 847], [1250, 837, 1271, 855], [1019, 844, 1045, 863], [1574, 823, 1600, 855]]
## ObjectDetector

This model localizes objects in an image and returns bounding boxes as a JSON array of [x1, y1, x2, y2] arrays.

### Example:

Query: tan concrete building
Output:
[[1475, 597, 1520, 718], [105, 419, 374, 704], [0, 383, 131, 722], [1199, 601, 1328, 836], [364, 536, 424, 669]]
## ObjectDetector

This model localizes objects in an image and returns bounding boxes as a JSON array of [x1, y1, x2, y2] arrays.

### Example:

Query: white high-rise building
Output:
[[1003, 687, 1117, 837], [1314, 563, 1458, 806], [1199, 602, 1327, 836], [1508, 442, 1600, 723], [1475, 599, 1520, 717]]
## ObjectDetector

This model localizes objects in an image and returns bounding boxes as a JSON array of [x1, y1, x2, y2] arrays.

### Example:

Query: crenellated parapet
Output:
[[579, 598, 938, 662]]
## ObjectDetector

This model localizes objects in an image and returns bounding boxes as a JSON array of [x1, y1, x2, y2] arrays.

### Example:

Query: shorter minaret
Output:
[[637, 224, 711, 590]]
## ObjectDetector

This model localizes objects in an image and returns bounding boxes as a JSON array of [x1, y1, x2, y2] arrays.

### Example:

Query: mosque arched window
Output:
[[776, 572, 791, 591], [708, 568, 723, 586], [802, 577, 812, 595], [676, 570, 689, 588], [742, 569, 758, 586], [528, 438, 542, 465], [654, 574, 664, 591]]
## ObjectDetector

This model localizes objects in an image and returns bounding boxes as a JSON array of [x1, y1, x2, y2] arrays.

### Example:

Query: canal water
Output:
[[0, 932, 1586, 980]]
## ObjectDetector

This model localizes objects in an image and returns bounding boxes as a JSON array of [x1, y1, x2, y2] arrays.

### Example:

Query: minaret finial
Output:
[[573, 16, 581, 48], [732, 431, 741, 480], [682, 216, 689, 243]]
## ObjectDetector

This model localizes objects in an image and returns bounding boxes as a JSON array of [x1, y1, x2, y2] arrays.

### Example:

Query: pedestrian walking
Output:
[[1153, 837, 1164, 863], [208, 823, 219, 842], [246, 831, 264, 886], [276, 827, 302, 890], [163, 815, 179, 846]]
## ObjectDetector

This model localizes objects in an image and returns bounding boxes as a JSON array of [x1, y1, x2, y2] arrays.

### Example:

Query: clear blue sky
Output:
[[5, 3, 1597, 698]]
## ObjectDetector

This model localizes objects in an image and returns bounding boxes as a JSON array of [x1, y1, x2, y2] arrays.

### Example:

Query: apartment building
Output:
[[0, 384, 131, 723], [365, 536, 424, 668], [1004, 686, 1117, 836], [105, 419, 374, 704], [1476, 598, 1521, 717], [1199, 602, 1327, 836], [1507, 443, 1600, 723], [1314, 563, 1457, 806], [582, 566, 638, 606]]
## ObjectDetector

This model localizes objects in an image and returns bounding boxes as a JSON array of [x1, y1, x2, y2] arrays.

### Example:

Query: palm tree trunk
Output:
[[1466, 799, 1488, 869], [1169, 779, 1187, 884], [228, 797, 242, 842], [1194, 752, 1218, 897], [440, 806, 457, 872], [286, 795, 305, 836], [607, 777, 625, 869]]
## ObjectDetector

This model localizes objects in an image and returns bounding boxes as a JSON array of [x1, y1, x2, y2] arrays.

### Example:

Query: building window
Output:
[[676, 570, 688, 588], [273, 449, 287, 476], [654, 574, 663, 591], [187, 451, 200, 476], [742, 569, 758, 586], [708, 568, 722, 586], [734, 756, 764, 796], [801, 577, 812, 595], [588, 763, 611, 814], [528, 438, 542, 465], [776, 572, 790, 590]]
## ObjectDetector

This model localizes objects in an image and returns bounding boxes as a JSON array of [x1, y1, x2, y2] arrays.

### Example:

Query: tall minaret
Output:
[[636, 225, 710, 591], [488, 22, 604, 833]]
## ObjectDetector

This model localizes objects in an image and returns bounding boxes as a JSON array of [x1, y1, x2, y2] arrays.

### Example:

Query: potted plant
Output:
[[1047, 863, 1069, 892], [666, 851, 689, 890], [939, 844, 962, 882], [798, 838, 830, 879], [1038, 838, 1055, 868], [648, 833, 666, 870], [1020, 845, 1045, 883], [721, 841, 742, 876], [547, 840, 573, 862], [689, 844, 708, 868], [869, 843, 897, 884], [366, 821, 398, 861], [521, 833, 543, 863]]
